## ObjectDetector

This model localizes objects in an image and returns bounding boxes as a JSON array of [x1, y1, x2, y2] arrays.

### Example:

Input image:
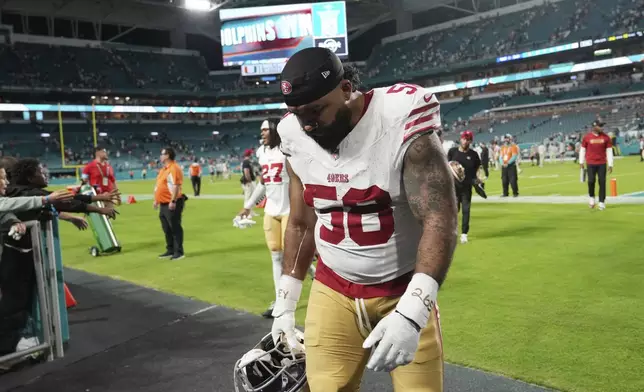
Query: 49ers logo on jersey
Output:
[[327, 173, 349, 183]]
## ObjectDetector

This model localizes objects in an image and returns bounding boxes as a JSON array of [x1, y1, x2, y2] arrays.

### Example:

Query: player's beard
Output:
[[306, 106, 353, 152]]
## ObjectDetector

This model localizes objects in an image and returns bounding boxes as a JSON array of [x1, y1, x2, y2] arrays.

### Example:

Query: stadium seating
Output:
[[0, 121, 262, 170], [367, 0, 644, 80], [0, 1, 641, 92]]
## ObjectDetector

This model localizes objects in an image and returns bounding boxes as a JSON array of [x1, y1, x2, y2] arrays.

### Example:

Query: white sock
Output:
[[271, 251, 283, 299]]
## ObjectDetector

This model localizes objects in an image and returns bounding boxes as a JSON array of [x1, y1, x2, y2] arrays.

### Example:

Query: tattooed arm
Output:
[[403, 132, 458, 285], [361, 132, 458, 372], [282, 159, 317, 280]]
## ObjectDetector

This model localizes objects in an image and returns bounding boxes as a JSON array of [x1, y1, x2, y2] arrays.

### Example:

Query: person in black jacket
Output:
[[0, 158, 117, 356], [479, 142, 490, 186], [7, 158, 118, 220], [447, 131, 481, 244]]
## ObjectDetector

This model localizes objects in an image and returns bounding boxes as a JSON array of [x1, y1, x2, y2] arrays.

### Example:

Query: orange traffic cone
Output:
[[127, 195, 137, 204], [64, 283, 77, 308]]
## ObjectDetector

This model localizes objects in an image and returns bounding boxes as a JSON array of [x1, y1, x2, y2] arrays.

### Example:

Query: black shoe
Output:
[[262, 303, 275, 319], [171, 254, 185, 261], [158, 252, 173, 259]]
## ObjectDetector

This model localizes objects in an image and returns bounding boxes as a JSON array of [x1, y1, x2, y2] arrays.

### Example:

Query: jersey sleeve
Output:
[[171, 165, 183, 186], [390, 86, 442, 168], [606, 135, 613, 148], [581, 135, 589, 149], [474, 151, 482, 169], [277, 114, 297, 157], [81, 163, 92, 180], [108, 164, 116, 183], [447, 147, 455, 161]]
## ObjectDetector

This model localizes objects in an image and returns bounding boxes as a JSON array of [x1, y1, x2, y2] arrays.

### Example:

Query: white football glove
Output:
[[232, 215, 256, 229], [271, 275, 304, 353], [363, 273, 439, 372]]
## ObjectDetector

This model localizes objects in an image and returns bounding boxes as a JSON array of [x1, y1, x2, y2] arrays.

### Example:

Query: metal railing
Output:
[[0, 220, 65, 365]]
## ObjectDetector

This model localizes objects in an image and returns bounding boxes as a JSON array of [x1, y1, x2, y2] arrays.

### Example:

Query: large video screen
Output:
[[219, 1, 348, 75]]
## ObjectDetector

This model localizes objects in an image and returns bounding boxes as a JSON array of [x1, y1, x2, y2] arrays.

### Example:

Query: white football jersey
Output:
[[279, 84, 441, 285], [257, 145, 290, 217]]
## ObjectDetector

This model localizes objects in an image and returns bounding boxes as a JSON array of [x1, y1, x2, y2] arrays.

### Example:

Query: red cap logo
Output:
[[281, 81, 292, 95]]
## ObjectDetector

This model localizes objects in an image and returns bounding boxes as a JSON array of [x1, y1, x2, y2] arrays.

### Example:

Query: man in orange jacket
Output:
[[189, 159, 202, 197], [499, 134, 520, 197]]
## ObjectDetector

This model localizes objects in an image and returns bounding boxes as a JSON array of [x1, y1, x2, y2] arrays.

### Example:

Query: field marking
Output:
[[527, 174, 560, 179], [124, 193, 644, 205], [474, 195, 644, 204], [517, 171, 641, 191]]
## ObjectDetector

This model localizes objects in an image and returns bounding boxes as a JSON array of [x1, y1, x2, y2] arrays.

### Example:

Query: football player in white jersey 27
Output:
[[238, 118, 315, 319], [271, 48, 458, 392]]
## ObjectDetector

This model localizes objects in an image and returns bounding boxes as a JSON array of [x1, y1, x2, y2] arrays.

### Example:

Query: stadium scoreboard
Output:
[[219, 1, 348, 76]]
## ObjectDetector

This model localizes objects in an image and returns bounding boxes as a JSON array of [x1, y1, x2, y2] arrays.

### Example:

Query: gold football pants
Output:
[[304, 280, 443, 392], [263, 214, 288, 251]]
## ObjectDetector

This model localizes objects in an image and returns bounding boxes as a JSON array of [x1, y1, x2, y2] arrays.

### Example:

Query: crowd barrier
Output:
[[0, 219, 68, 366]]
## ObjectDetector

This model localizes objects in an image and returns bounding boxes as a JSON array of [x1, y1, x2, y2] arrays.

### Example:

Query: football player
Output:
[[238, 118, 315, 319], [272, 48, 458, 392]]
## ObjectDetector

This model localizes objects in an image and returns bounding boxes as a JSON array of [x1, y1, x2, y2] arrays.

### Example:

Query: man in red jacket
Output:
[[82, 147, 117, 198], [580, 120, 613, 210]]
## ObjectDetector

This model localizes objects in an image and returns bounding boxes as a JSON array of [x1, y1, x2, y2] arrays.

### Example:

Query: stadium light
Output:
[[184, 0, 213, 11], [91, 96, 96, 100], [115, 97, 120, 100]]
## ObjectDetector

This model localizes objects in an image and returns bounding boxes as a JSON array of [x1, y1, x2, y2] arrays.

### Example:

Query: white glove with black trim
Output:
[[271, 275, 305, 353], [362, 273, 439, 372]]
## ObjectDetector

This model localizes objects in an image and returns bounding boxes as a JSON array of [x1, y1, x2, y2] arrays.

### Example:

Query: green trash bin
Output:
[[80, 184, 121, 257]]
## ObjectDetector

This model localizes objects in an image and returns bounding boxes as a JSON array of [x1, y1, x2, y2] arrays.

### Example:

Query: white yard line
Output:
[[517, 171, 640, 191], [124, 193, 644, 205]]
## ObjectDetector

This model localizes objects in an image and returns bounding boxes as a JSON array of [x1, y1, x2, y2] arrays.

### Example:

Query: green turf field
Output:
[[59, 157, 644, 392]]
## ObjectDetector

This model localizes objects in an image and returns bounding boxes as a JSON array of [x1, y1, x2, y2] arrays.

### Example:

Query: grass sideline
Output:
[[58, 157, 644, 392]]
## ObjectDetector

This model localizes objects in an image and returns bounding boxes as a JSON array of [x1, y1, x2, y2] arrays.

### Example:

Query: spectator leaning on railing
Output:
[[0, 160, 74, 357]]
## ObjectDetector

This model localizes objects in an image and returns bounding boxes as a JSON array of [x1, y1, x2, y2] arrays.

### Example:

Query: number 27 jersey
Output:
[[257, 146, 290, 217], [278, 84, 441, 285]]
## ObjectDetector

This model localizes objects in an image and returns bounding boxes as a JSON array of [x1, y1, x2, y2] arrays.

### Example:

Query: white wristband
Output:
[[395, 273, 439, 330], [273, 275, 303, 316]]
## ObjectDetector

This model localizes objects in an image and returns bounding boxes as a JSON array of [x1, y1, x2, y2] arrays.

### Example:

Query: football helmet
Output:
[[233, 330, 307, 392], [448, 161, 465, 182]]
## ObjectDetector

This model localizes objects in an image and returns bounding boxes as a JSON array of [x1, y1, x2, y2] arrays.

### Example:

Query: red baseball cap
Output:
[[460, 130, 474, 140]]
